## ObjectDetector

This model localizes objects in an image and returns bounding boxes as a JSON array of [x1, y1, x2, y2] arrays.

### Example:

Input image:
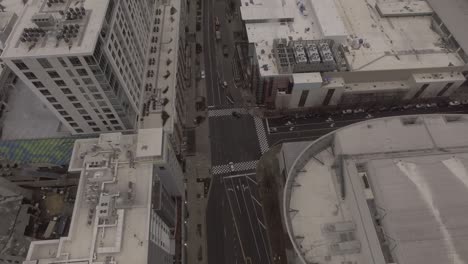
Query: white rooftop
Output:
[[285, 115, 468, 264], [24, 133, 155, 264], [241, 0, 465, 76], [2, 0, 109, 58]]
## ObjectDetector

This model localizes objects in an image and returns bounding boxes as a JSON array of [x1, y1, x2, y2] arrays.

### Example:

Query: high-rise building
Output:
[[22, 130, 185, 264], [1, 0, 155, 134]]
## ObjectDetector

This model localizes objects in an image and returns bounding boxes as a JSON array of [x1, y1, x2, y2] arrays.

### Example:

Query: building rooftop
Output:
[[2, 0, 109, 59], [140, 0, 183, 133], [23, 132, 162, 264], [284, 115, 468, 264], [241, 0, 466, 76]]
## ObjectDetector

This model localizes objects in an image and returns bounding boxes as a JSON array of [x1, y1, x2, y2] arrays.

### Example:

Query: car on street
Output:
[[200, 70, 205, 79], [229, 162, 235, 172], [223, 45, 229, 57], [231, 111, 241, 118], [449, 100, 460, 106], [222, 81, 228, 88]]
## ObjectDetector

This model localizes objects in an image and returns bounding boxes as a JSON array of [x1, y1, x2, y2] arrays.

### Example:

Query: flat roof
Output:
[[2, 0, 109, 58], [25, 133, 155, 264], [241, 0, 465, 76], [285, 115, 468, 264]]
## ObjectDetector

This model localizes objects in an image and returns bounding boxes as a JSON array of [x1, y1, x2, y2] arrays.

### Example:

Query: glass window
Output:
[[88, 122, 97, 126], [39, 90, 51, 96], [93, 94, 103, 100], [88, 86, 98, 93], [47, 97, 57, 103], [77, 68, 88, 76], [58, 110, 68, 115], [12, 60, 28, 70], [68, 56, 82, 66], [73, 102, 83, 108], [110, 120, 119, 125], [53, 104, 63, 109], [103, 108, 111, 113], [64, 117, 73, 121], [47, 71, 60, 78], [83, 116, 92, 120], [83, 78, 93, 85], [92, 127, 101, 132], [24, 72, 37, 80], [73, 79, 80, 85], [114, 126, 122, 130], [67, 96, 78, 102], [106, 114, 115, 119], [84, 56, 97, 65], [76, 129, 83, 133], [55, 80, 66, 86], [32, 81, 44, 88], [70, 122, 78, 127], [61, 88, 72, 94], [78, 109, 88, 115], [37, 58, 52, 68], [58, 57, 68, 67]]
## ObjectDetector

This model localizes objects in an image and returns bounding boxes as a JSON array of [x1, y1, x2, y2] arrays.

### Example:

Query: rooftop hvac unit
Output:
[[32, 13, 55, 27]]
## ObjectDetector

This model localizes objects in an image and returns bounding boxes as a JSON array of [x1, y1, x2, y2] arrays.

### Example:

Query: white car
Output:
[[449, 100, 461, 106], [200, 70, 205, 79], [229, 162, 235, 172]]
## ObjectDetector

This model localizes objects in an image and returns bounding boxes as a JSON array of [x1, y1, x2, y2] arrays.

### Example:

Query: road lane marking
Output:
[[238, 177, 262, 261], [223, 172, 256, 179], [257, 218, 267, 230], [222, 178, 247, 261], [251, 195, 261, 207], [246, 175, 258, 185]]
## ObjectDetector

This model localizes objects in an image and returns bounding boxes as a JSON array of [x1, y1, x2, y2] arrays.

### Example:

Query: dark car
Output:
[[231, 111, 241, 118]]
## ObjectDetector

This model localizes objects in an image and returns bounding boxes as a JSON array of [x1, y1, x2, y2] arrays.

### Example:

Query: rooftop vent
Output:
[[65, 7, 86, 21]]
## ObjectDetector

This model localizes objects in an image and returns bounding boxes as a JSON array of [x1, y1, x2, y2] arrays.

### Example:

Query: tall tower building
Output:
[[1, 0, 155, 134]]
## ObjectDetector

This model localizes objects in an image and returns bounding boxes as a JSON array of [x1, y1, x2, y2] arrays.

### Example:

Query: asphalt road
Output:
[[223, 174, 270, 264], [265, 105, 468, 146]]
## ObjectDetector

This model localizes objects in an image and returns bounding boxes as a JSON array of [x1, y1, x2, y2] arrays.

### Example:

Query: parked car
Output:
[[223, 45, 229, 57], [200, 70, 205, 79]]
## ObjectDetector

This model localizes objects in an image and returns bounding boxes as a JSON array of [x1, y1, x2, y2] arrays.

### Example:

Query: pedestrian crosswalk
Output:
[[212, 160, 258, 175], [254, 116, 269, 154], [208, 108, 248, 117]]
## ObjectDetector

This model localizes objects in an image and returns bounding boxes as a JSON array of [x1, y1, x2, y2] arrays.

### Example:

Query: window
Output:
[[40, 90, 51, 96], [78, 109, 88, 115], [83, 78, 93, 85], [110, 120, 119, 125], [70, 122, 78, 127], [76, 129, 83, 133], [106, 114, 115, 119], [47, 71, 60, 78], [58, 110, 68, 115], [58, 57, 68, 67], [66, 69, 75, 77], [68, 56, 82, 66], [37, 58, 52, 68], [24, 72, 37, 80], [77, 68, 88, 76], [84, 56, 97, 65], [32, 81, 44, 88], [47, 97, 57, 103], [88, 122, 97, 126], [83, 116, 92, 120], [88, 86, 98, 93], [73, 102, 83, 108], [114, 126, 122, 130], [92, 127, 101, 132], [55, 80, 66, 86], [73, 79, 80, 85], [64, 117, 74, 121], [93, 94, 103, 100], [102, 108, 111, 113], [53, 104, 63, 109], [12, 60, 28, 70], [97, 101, 107, 107], [67, 96, 78, 102], [61, 88, 72, 94]]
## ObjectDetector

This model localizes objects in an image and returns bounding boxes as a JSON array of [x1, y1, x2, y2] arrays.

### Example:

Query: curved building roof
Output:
[[283, 114, 468, 264]]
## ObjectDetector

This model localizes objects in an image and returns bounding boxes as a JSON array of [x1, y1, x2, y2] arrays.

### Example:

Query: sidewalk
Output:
[[184, 0, 211, 263]]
